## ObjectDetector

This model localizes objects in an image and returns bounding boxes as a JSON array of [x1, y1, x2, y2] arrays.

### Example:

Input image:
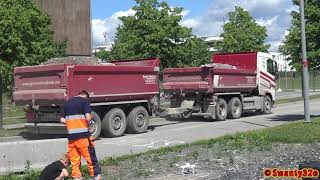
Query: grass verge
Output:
[[2, 94, 24, 118], [277, 94, 320, 104], [0, 128, 26, 137], [3, 118, 26, 126]]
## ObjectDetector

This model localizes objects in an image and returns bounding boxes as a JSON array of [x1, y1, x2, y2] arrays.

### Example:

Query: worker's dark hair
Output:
[[78, 90, 89, 98]]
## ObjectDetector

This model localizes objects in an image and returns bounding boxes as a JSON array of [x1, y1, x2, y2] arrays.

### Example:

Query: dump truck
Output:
[[13, 57, 160, 138], [161, 52, 278, 120], [13, 52, 277, 138]]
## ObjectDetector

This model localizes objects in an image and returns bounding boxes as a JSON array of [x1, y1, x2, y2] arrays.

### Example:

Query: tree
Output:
[[0, 0, 66, 92], [111, 0, 211, 68], [281, 0, 320, 70], [95, 50, 112, 61], [218, 6, 270, 53]]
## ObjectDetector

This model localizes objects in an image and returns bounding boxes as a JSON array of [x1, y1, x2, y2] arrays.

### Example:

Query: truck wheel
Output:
[[227, 97, 242, 119], [89, 111, 102, 139], [102, 108, 127, 137], [127, 106, 149, 134], [215, 98, 228, 121], [262, 95, 272, 114]]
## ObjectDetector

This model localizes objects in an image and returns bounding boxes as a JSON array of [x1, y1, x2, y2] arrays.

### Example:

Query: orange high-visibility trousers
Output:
[[68, 138, 101, 178]]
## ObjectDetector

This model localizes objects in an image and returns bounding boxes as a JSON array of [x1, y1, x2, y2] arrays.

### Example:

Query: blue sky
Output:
[[91, 0, 297, 52], [92, 0, 212, 19]]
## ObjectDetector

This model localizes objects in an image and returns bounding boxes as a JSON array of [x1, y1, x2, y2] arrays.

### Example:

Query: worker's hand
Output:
[[60, 117, 66, 124], [85, 113, 92, 121]]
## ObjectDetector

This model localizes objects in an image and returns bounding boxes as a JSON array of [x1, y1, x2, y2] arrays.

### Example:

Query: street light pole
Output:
[[299, 0, 311, 123], [0, 73, 3, 129]]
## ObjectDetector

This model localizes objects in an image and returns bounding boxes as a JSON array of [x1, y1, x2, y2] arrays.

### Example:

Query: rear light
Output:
[[26, 111, 36, 123]]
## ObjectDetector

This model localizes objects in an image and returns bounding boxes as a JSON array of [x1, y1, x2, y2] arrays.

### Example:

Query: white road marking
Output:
[[133, 140, 185, 148]]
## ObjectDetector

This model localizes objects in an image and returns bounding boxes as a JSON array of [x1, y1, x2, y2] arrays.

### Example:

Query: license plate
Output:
[[36, 113, 60, 122]]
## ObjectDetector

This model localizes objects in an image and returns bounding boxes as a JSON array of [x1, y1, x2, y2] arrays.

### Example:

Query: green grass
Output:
[[2, 94, 24, 118], [0, 128, 26, 137], [3, 118, 26, 125], [277, 94, 320, 104]]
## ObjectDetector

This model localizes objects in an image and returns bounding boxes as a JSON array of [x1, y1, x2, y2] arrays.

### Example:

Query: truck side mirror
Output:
[[273, 61, 279, 79], [274, 71, 279, 80]]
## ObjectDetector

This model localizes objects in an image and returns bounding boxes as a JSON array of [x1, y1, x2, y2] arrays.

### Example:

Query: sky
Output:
[[91, 0, 297, 52]]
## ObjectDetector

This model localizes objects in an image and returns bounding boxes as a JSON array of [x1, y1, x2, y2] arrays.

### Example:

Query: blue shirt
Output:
[[62, 96, 91, 140]]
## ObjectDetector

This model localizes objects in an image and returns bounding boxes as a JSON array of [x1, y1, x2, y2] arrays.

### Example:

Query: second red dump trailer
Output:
[[161, 52, 278, 120]]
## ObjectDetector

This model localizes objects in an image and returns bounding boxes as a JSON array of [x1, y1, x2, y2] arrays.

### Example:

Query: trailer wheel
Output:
[[127, 106, 149, 134], [102, 108, 127, 137], [227, 97, 242, 119], [89, 111, 102, 139], [215, 98, 228, 121], [262, 95, 272, 114]]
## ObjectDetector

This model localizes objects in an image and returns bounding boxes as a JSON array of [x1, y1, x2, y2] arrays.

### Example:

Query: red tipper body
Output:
[[163, 52, 258, 94], [13, 58, 160, 106]]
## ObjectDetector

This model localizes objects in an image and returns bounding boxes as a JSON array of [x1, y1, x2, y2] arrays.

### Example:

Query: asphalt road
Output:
[[0, 99, 320, 175]]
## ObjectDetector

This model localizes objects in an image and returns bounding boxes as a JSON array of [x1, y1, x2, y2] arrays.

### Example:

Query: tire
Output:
[[215, 98, 228, 121], [89, 111, 102, 139], [102, 108, 127, 137], [127, 106, 149, 134], [227, 97, 242, 119], [262, 95, 272, 114]]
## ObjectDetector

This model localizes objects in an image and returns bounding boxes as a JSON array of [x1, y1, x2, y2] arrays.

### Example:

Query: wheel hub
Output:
[[113, 116, 122, 130], [265, 101, 271, 110], [136, 113, 145, 127], [220, 105, 226, 116], [234, 103, 240, 115]]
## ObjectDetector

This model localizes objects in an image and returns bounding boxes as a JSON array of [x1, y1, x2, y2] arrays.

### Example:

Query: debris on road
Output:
[[176, 162, 197, 175]]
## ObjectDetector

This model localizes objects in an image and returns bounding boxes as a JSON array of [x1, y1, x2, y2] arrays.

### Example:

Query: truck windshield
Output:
[[267, 58, 278, 76]]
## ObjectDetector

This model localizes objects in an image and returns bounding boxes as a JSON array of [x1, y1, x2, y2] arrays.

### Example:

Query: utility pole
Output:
[[284, 55, 288, 90], [0, 73, 3, 129], [103, 31, 108, 46], [300, 0, 311, 123]]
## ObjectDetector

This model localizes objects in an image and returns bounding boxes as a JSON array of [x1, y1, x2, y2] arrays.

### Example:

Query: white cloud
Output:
[[180, 18, 200, 29], [91, 9, 135, 48], [256, 16, 278, 27], [179, 0, 295, 51], [111, 9, 135, 19], [180, 9, 190, 17]]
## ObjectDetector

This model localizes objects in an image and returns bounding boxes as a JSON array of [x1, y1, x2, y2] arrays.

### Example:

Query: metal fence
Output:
[[277, 71, 320, 91]]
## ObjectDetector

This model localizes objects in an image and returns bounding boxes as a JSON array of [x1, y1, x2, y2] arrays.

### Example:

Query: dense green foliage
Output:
[[110, 0, 211, 68], [281, 0, 320, 70], [0, 0, 66, 92], [95, 50, 112, 61], [218, 6, 270, 53]]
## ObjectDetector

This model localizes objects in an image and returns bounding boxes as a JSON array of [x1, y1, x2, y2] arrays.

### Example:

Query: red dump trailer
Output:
[[161, 52, 278, 120], [13, 58, 160, 138]]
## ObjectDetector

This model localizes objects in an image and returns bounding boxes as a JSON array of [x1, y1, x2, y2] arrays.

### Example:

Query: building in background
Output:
[[202, 36, 223, 52], [32, 0, 91, 56], [92, 44, 113, 54], [269, 52, 296, 72]]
